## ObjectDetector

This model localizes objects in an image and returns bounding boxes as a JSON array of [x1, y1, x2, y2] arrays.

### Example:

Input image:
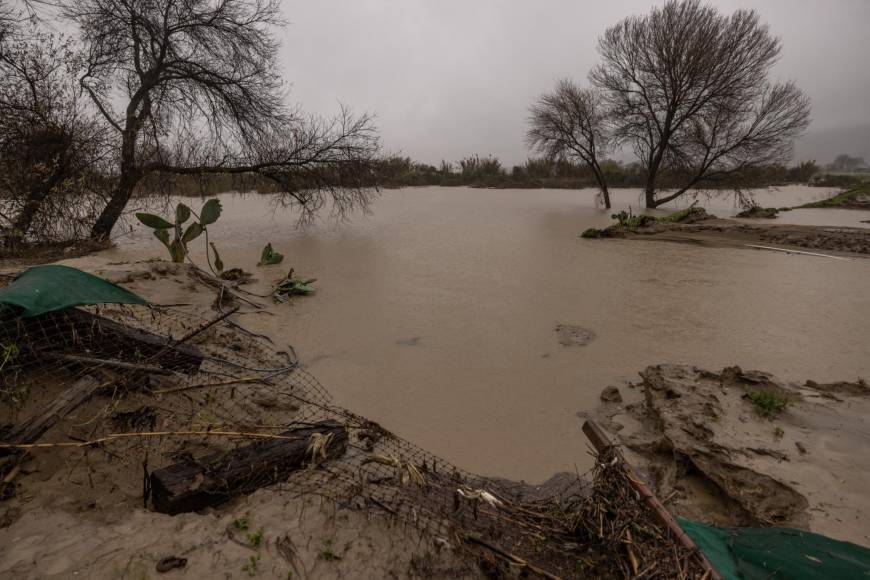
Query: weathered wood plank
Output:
[[1, 375, 102, 457], [150, 420, 348, 514]]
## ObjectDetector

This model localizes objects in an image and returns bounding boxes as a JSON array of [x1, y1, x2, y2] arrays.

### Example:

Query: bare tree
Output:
[[62, 0, 379, 240], [527, 79, 612, 208], [590, 0, 810, 208], [0, 26, 110, 244]]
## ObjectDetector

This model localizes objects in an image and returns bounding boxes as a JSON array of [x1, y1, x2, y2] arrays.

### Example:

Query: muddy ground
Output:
[[581, 364, 870, 547], [1, 259, 869, 578]]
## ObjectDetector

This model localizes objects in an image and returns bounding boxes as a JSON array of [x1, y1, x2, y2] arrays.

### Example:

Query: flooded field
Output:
[[87, 186, 870, 482]]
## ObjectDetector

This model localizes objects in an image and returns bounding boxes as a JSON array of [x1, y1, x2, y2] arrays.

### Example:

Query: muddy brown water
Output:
[[89, 186, 870, 482]]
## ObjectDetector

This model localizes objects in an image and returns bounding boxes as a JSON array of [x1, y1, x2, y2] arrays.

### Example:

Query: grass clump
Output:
[[231, 517, 250, 532], [657, 206, 708, 223], [319, 538, 341, 561], [612, 209, 656, 230], [745, 388, 789, 420], [246, 528, 264, 548], [0, 342, 19, 373], [242, 554, 260, 576], [581, 205, 710, 240]]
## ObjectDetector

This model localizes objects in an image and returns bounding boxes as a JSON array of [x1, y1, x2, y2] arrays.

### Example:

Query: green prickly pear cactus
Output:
[[135, 199, 222, 265]]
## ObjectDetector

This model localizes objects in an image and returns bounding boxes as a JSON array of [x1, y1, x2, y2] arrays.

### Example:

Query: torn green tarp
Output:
[[0, 265, 147, 317], [679, 517, 870, 579]]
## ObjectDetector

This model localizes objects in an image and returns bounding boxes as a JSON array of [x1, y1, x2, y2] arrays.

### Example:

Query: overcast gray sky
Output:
[[279, 0, 870, 166]]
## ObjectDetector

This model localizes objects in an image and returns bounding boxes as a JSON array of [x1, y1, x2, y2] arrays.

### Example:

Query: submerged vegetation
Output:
[[258, 243, 284, 266], [581, 206, 712, 238], [272, 270, 317, 302]]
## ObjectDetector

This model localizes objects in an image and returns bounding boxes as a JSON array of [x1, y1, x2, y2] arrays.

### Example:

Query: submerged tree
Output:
[[590, 0, 810, 208], [527, 80, 612, 208], [62, 0, 379, 240]]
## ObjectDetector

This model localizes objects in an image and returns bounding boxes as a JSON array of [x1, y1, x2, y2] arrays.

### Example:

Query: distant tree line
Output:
[[374, 155, 823, 192]]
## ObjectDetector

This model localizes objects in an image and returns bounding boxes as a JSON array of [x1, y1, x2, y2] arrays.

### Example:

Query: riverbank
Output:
[[581, 364, 870, 547], [585, 208, 870, 256], [1, 256, 869, 576]]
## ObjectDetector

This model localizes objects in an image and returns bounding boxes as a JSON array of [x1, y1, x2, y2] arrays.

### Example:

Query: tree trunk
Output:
[[645, 188, 658, 208], [10, 170, 66, 243], [90, 181, 136, 240], [91, 128, 139, 240], [590, 162, 611, 209]]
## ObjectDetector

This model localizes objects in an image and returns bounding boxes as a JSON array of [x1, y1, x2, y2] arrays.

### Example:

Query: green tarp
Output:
[[679, 517, 870, 579], [0, 265, 147, 317]]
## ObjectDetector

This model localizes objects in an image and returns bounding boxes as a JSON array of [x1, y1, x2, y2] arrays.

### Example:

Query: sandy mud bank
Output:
[[581, 364, 870, 547], [591, 209, 870, 256]]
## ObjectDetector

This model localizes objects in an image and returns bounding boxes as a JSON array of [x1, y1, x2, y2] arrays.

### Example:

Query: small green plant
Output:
[[135, 199, 222, 268], [319, 538, 341, 561], [611, 209, 656, 230], [745, 388, 789, 420], [773, 426, 785, 439], [0, 342, 19, 373], [258, 243, 284, 266], [247, 528, 264, 548], [580, 227, 602, 239], [241, 554, 260, 576], [231, 517, 250, 532]]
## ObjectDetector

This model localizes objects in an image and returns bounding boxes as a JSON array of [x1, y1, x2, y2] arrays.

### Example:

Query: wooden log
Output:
[[150, 420, 348, 515], [36, 308, 203, 373], [581, 420, 722, 580], [0, 375, 102, 457]]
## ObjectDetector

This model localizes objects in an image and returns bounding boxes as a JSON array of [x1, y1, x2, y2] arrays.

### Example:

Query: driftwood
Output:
[[0, 375, 102, 457], [37, 308, 203, 373], [150, 420, 348, 514]]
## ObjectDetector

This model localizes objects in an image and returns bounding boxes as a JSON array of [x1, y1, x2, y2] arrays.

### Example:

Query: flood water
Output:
[[102, 186, 870, 482]]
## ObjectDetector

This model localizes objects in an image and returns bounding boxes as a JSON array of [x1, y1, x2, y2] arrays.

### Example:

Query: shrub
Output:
[[611, 209, 656, 230], [745, 388, 789, 420]]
